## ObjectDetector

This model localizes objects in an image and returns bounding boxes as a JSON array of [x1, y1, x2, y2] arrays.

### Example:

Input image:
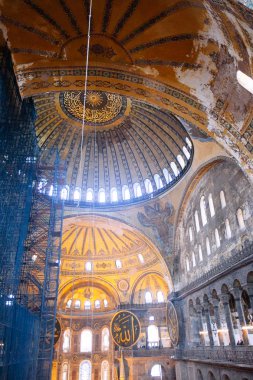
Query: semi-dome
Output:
[[35, 90, 193, 206], [60, 216, 164, 275]]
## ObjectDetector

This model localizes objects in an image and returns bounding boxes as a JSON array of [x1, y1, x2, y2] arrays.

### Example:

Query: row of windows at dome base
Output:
[[62, 361, 163, 380], [45, 141, 192, 203], [65, 290, 166, 310], [66, 298, 108, 310]]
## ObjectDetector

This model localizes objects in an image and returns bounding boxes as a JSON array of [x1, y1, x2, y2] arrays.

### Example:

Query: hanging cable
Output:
[[66, 0, 93, 365], [81, 0, 93, 161]]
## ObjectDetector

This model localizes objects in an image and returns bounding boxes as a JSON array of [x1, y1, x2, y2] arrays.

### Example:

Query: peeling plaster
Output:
[[132, 65, 160, 78]]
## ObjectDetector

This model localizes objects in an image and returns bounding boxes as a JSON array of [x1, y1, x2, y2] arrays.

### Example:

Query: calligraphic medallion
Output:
[[54, 318, 61, 346], [167, 301, 179, 347], [110, 310, 141, 348], [60, 90, 127, 125]]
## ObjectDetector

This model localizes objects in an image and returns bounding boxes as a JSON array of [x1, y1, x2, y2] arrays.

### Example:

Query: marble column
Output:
[[234, 288, 249, 345], [220, 294, 236, 346], [213, 298, 224, 346], [203, 302, 214, 347], [196, 304, 204, 345], [158, 326, 162, 348], [246, 284, 253, 313]]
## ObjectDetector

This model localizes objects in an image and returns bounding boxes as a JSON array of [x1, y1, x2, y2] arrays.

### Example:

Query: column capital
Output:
[[195, 304, 203, 314], [220, 293, 230, 305], [203, 301, 210, 313], [212, 298, 220, 308], [233, 287, 242, 300]]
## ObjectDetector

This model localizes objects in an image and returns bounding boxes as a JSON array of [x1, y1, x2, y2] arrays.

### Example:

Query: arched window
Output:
[[206, 237, 211, 256], [194, 210, 200, 232], [215, 228, 220, 248], [101, 327, 110, 352], [85, 262, 92, 272], [186, 257, 190, 272], [115, 259, 122, 269], [237, 70, 253, 94], [154, 174, 163, 190], [171, 162, 179, 177], [145, 291, 152, 303], [74, 188, 81, 201], [62, 363, 69, 380], [151, 364, 162, 378], [86, 188, 93, 202], [103, 299, 108, 308], [79, 360, 91, 380], [101, 360, 109, 380], [48, 185, 54, 196], [177, 154, 185, 169], [61, 187, 68, 200], [163, 168, 172, 184], [200, 196, 207, 226], [95, 300, 100, 309], [63, 329, 71, 353], [80, 330, 92, 353], [192, 252, 196, 267], [138, 253, 144, 264], [144, 178, 153, 194], [208, 194, 215, 217], [84, 300, 91, 310], [183, 146, 191, 160], [122, 185, 130, 200], [225, 218, 232, 239], [98, 188, 106, 203], [157, 291, 164, 303], [75, 299, 81, 309], [110, 187, 118, 202], [133, 182, 142, 197], [148, 325, 159, 347], [198, 245, 203, 261], [189, 227, 193, 242], [237, 208, 245, 229], [66, 299, 72, 308], [185, 137, 192, 148], [220, 191, 226, 208]]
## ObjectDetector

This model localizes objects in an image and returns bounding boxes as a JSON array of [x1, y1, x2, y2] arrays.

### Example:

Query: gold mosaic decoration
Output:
[[62, 90, 123, 124]]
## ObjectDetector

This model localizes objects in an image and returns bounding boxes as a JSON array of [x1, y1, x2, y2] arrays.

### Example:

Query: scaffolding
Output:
[[0, 47, 64, 379], [20, 159, 65, 379]]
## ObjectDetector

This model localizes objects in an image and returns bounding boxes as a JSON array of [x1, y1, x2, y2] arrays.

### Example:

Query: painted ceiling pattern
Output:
[[60, 217, 161, 275], [0, 0, 252, 179], [0, 0, 207, 70], [34, 90, 192, 203], [60, 90, 127, 125]]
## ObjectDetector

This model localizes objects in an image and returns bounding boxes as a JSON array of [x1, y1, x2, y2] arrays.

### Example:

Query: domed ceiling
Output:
[[35, 90, 193, 205], [60, 216, 164, 275], [1, 0, 253, 179]]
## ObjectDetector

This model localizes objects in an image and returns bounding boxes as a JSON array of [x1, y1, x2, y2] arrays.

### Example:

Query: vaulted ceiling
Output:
[[0, 0, 253, 177]]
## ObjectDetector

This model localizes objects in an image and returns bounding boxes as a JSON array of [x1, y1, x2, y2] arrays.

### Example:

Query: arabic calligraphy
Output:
[[167, 301, 179, 347], [110, 311, 141, 348], [61, 90, 123, 124], [54, 318, 61, 345]]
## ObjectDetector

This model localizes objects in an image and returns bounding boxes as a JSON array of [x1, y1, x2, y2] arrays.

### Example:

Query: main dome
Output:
[[34, 90, 193, 205]]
